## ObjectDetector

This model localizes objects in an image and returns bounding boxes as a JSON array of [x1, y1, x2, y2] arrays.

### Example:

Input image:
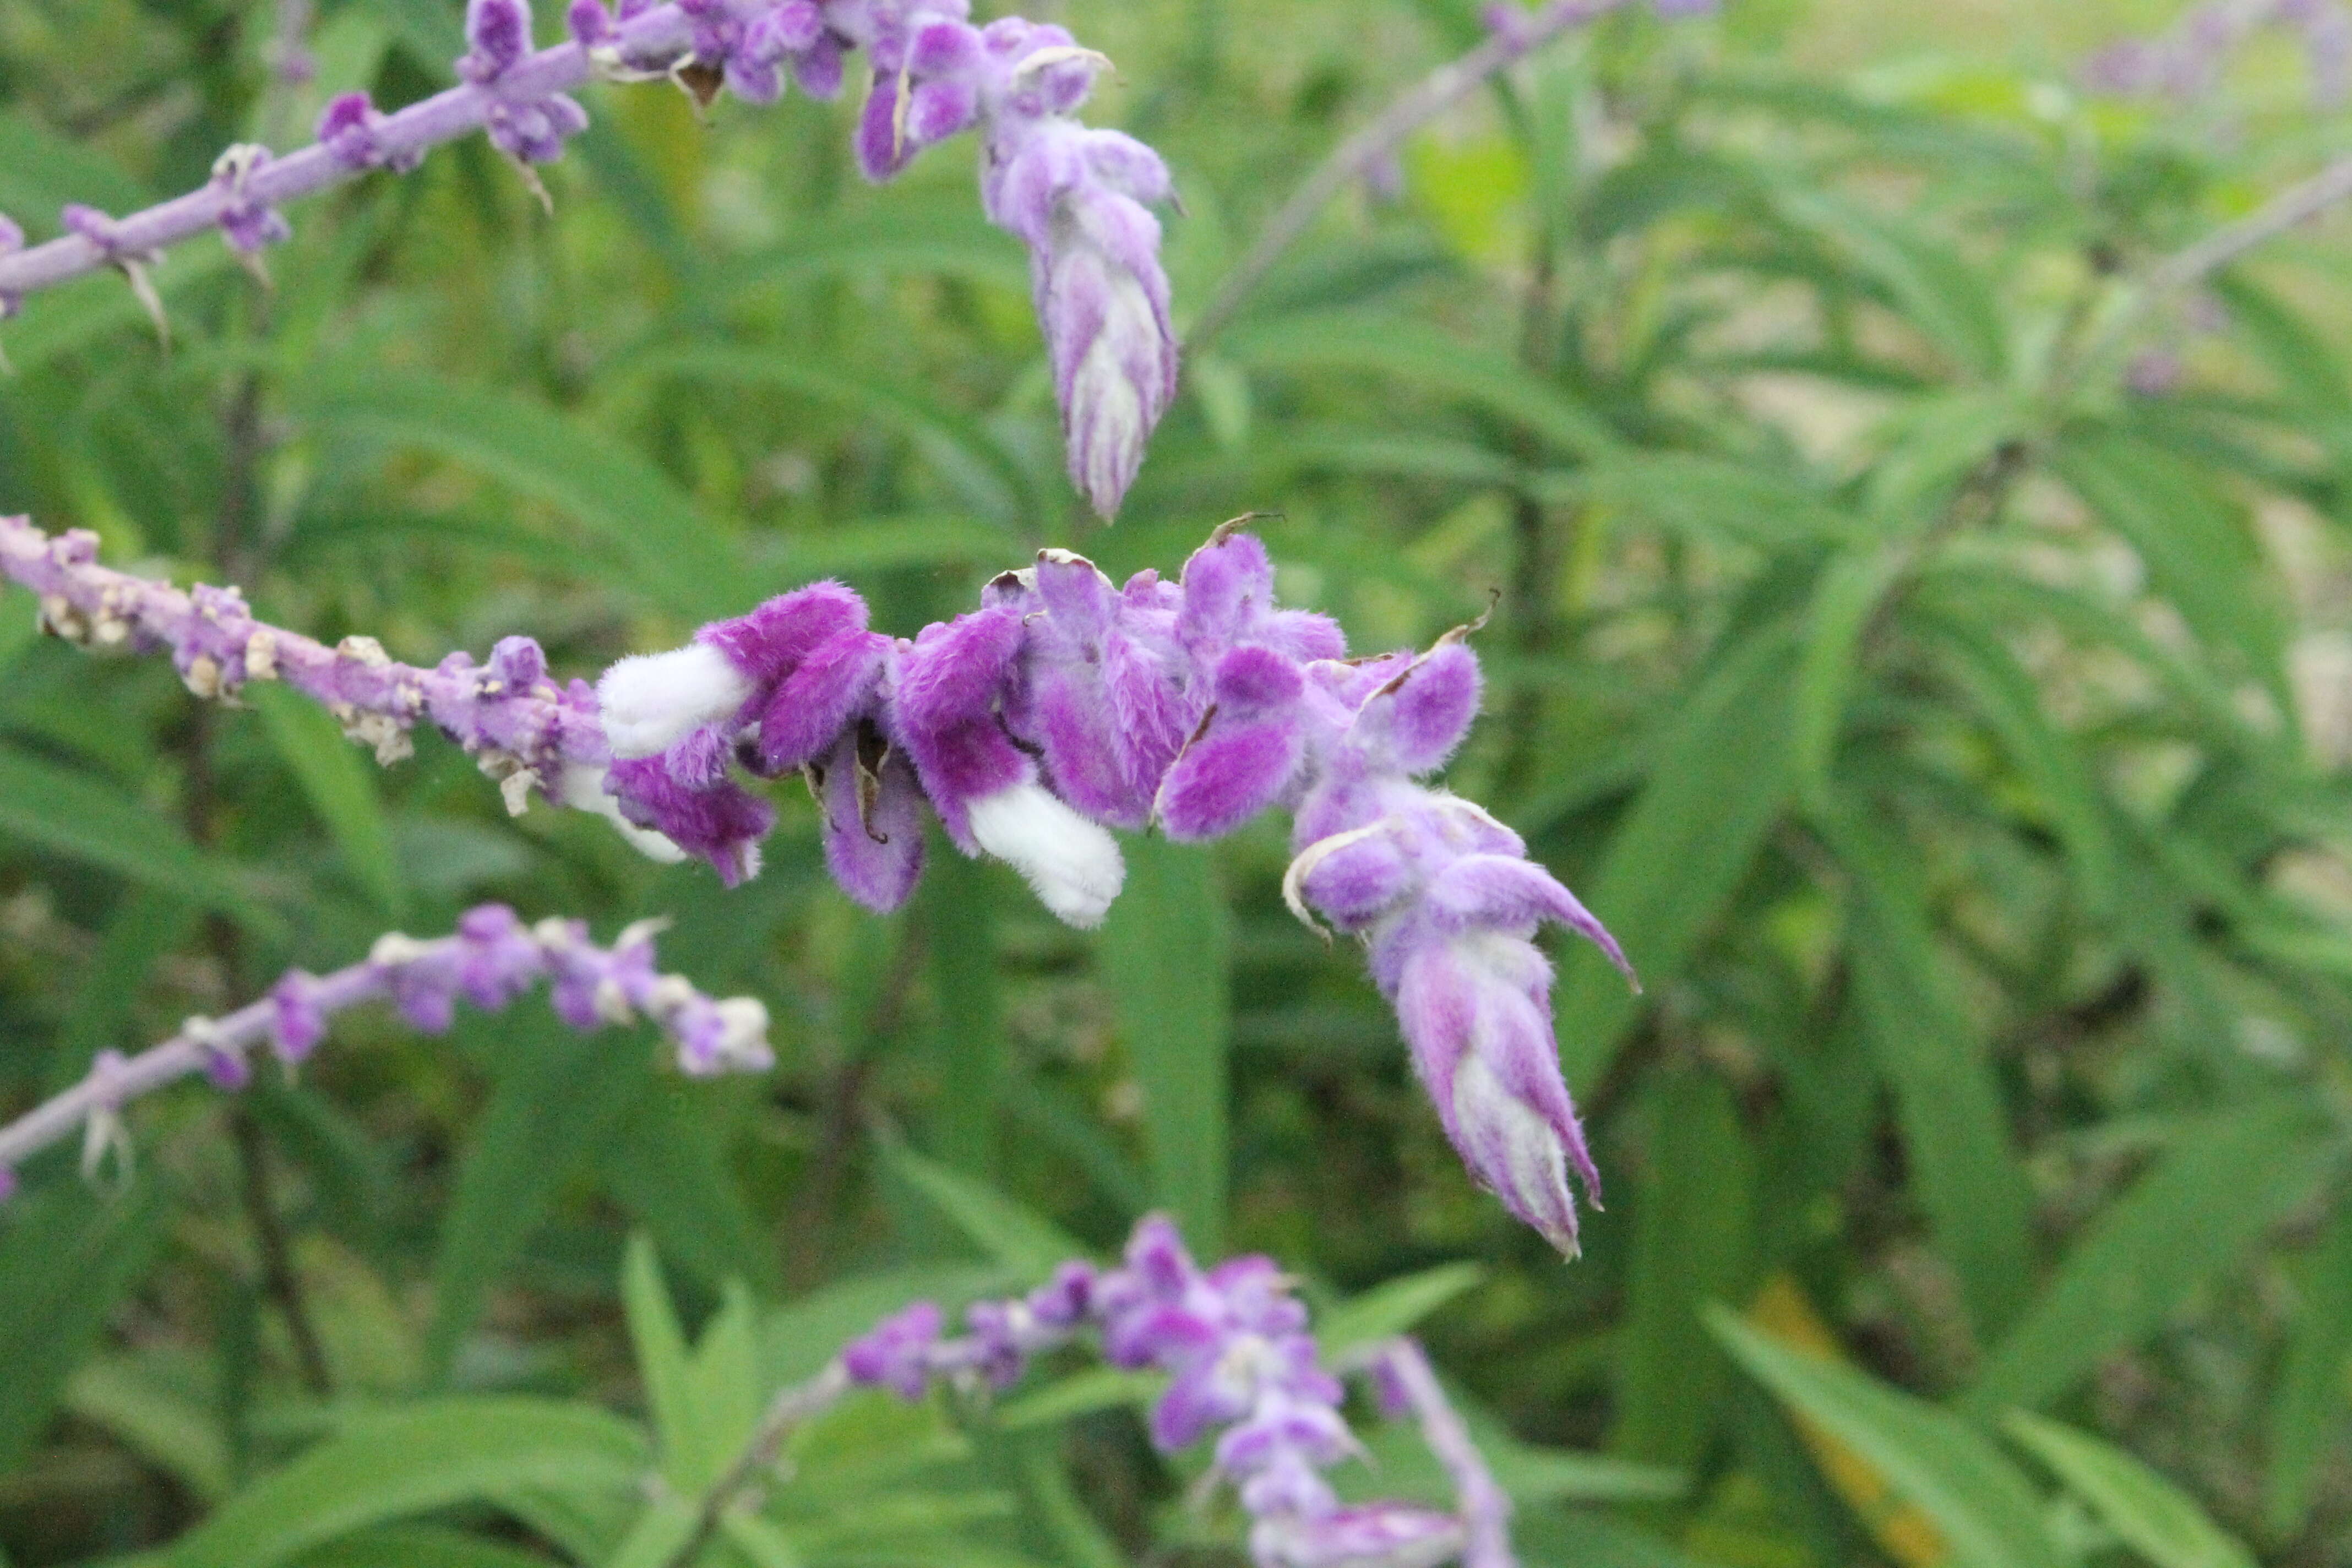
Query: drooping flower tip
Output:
[[596, 641, 756, 759], [966, 780, 1126, 928], [992, 125, 1179, 519]]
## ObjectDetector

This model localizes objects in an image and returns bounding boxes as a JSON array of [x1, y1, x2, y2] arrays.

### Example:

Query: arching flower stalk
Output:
[[0, 0, 1178, 515], [596, 520, 1636, 1253], [2, 512, 1630, 1248], [831, 1215, 1507, 1568], [0, 903, 769, 1202]]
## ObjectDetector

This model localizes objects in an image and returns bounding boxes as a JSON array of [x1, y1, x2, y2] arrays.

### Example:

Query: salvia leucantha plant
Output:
[[13, 0, 2352, 1565]]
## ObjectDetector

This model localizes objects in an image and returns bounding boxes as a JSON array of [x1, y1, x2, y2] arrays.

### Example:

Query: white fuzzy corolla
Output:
[[1060, 256, 1166, 518], [968, 780, 1126, 928], [559, 763, 688, 863], [1450, 1051, 1578, 1257], [595, 641, 754, 759]]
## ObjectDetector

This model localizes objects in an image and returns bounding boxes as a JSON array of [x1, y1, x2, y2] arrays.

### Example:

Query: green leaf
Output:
[[1792, 543, 1908, 813], [1554, 620, 1798, 1093], [51, 888, 198, 1090], [622, 1234, 702, 1491], [1917, 610, 2120, 914], [2054, 433, 2291, 722], [696, 205, 1031, 300], [0, 112, 148, 236], [993, 1366, 1165, 1432], [1614, 1066, 1757, 1470], [875, 1138, 1085, 1277], [1098, 832, 1233, 1255], [1317, 1262, 1487, 1357], [247, 683, 404, 917], [423, 1014, 653, 1381], [598, 1079, 779, 1296], [625, 344, 1037, 523], [924, 842, 1008, 1178], [0, 1179, 164, 1473], [294, 1523, 563, 1567], [602, 1497, 701, 1568], [0, 742, 273, 933], [2264, 1200, 2352, 1536], [1542, 453, 1858, 549], [765, 516, 1021, 581], [294, 371, 734, 617], [1222, 312, 1614, 459], [1824, 800, 2035, 1342], [2002, 1412, 2255, 1568], [164, 1400, 648, 1568], [1707, 1310, 2064, 1568], [1966, 1097, 2332, 1416], [1767, 189, 2006, 379], [0, 251, 233, 375], [64, 1353, 232, 1502]]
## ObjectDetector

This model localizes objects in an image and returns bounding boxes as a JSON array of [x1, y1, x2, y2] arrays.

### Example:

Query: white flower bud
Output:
[[596, 641, 754, 759]]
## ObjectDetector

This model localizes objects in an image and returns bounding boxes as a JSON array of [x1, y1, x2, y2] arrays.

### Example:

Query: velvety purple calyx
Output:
[[210, 146, 291, 255]]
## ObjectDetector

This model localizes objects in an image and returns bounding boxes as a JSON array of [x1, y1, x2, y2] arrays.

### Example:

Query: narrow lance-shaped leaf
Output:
[[1966, 1096, 2334, 1417], [2002, 1411, 2257, 1568], [248, 681, 405, 918], [1555, 620, 1798, 1092], [1099, 832, 1233, 1256], [1614, 1065, 1757, 1471], [162, 1400, 649, 1568], [1821, 798, 2035, 1342], [2265, 1197, 2352, 1536], [1707, 1309, 2065, 1568]]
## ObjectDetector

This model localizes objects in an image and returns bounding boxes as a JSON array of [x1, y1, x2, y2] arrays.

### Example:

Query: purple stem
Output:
[[1359, 1337, 1514, 1568], [0, 902, 770, 1193], [0, 514, 623, 831], [0, 7, 687, 302]]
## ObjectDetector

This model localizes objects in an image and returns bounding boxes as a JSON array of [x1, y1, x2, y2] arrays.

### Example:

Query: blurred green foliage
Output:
[[4, 0, 2352, 1565]]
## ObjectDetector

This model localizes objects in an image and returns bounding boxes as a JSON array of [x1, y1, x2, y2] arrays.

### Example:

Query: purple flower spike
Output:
[[986, 115, 1179, 517], [827, 1215, 1512, 1568], [0, 906, 771, 1189]]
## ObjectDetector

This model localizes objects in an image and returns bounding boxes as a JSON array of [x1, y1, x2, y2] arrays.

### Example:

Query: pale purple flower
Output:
[[841, 1215, 1490, 1568], [316, 92, 423, 173], [0, 905, 770, 1196]]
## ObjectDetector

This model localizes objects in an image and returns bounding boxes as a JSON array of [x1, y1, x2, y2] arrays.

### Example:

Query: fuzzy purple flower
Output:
[[840, 1215, 1487, 1568], [0, 904, 769, 1196], [210, 146, 292, 255], [581, 522, 1629, 1251]]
